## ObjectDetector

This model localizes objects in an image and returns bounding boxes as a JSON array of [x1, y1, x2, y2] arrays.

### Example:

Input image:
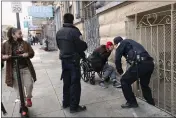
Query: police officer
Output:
[[56, 13, 87, 113], [114, 36, 155, 108]]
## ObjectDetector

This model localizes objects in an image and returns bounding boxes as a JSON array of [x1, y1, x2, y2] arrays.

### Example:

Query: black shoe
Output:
[[121, 102, 138, 108], [70, 105, 87, 113], [113, 81, 122, 88], [62, 104, 70, 109], [147, 100, 155, 106]]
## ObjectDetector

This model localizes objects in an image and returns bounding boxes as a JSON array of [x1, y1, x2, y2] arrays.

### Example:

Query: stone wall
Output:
[[75, 22, 84, 37], [98, 1, 175, 64]]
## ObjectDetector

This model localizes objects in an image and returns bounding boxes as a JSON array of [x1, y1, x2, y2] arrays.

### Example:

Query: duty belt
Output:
[[140, 57, 153, 61], [127, 56, 153, 65]]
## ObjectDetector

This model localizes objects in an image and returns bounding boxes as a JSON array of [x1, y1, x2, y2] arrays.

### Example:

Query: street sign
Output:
[[32, 17, 47, 26], [24, 21, 28, 28], [11, 2, 22, 13], [28, 6, 53, 18]]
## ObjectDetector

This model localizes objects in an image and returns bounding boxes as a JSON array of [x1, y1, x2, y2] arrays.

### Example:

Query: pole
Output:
[[16, 13, 21, 29], [28, 17, 30, 36], [171, 3, 174, 115]]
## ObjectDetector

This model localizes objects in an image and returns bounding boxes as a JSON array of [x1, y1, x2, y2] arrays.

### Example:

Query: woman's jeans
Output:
[[13, 67, 34, 99]]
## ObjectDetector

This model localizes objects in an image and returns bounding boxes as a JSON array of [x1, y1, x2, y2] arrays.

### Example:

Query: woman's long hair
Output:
[[7, 27, 19, 43]]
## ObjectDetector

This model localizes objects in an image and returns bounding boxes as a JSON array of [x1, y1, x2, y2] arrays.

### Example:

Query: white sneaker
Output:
[[99, 82, 108, 89], [15, 99, 20, 103], [113, 81, 122, 88]]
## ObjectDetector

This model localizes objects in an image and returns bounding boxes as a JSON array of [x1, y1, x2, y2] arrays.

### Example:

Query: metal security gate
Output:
[[43, 22, 57, 51], [55, 7, 62, 32], [83, 2, 100, 54], [126, 4, 176, 116]]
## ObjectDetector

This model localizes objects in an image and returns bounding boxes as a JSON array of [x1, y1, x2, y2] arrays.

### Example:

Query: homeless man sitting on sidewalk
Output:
[[89, 41, 121, 89]]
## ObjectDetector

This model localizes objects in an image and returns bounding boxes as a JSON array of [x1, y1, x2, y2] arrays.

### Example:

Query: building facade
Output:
[[1, 25, 12, 42], [55, 1, 176, 116], [31, 1, 57, 51]]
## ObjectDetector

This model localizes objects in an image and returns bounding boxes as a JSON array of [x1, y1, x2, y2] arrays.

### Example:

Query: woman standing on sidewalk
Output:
[[1, 27, 37, 107]]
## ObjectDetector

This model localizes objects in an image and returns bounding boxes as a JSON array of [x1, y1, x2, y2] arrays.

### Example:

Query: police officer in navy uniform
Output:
[[56, 13, 87, 113], [114, 36, 155, 108]]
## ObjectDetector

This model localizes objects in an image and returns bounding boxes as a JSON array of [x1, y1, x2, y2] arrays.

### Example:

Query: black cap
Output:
[[113, 36, 123, 45], [63, 13, 74, 24]]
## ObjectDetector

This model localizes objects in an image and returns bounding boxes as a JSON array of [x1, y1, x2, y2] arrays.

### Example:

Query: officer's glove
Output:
[[117, 69, 124, 75]]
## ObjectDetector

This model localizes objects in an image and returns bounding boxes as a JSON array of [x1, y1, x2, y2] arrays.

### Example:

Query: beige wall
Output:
[[98, 1, 175, 64], [73, 1, 77, 19], [55, 2, 64, 25], [99, 1, 175, 44], [75, 22, 84, 36], [56, 1, 175, 66]]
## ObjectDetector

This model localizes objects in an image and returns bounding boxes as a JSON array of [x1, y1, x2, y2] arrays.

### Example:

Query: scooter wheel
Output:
[[21, 111, 29, 118], [20, 106, 29, 117]]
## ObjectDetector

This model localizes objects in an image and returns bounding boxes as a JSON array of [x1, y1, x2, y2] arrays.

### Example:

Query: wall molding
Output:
[[96, 1, 126, 15]]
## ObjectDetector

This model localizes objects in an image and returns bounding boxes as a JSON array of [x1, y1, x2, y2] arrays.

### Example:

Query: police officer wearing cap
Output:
[[113, 36, 155, 108], [56, 13, 87, 113]]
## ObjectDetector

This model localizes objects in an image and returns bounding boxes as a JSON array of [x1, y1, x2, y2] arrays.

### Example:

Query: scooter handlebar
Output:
[[11, 56, 23, 59]]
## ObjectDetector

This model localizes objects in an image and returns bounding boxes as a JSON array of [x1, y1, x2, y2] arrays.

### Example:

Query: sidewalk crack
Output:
[[46, 69, 66, 117]]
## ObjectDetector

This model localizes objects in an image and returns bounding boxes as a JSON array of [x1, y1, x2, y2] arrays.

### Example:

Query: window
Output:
[[69, 1, 73, 14], [83, 1, 96, 19], [75, 1, 80, 19]]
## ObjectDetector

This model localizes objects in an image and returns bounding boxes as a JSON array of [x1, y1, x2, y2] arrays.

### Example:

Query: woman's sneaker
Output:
[[26, 98, 32, 107]]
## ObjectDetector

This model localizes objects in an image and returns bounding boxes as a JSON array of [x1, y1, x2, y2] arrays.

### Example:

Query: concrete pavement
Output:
[[2, 45, 173, 117]]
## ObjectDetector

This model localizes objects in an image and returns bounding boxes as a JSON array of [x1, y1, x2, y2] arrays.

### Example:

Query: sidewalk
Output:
[[2, 45, 173, 117]]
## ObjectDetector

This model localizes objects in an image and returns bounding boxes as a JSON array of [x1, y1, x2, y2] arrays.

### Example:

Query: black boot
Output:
[[62, 101, 70, 109], [113, 81, 122, 88], [62, 104, 70, 109], [70, 105, 87, 113], [147, 99, 155, 106], [121, 102, 138, 108]]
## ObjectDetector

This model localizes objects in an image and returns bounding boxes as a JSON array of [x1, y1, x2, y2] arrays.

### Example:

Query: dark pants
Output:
[[121, 60, 155, 105], [61, 59, 81, 110]]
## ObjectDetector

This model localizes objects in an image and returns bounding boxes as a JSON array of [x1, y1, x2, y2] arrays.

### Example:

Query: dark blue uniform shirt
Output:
[[115, 39, 150, 72]]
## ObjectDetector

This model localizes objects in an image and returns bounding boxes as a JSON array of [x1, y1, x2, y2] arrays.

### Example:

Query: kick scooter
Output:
[[11, 56, 29, 118]]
